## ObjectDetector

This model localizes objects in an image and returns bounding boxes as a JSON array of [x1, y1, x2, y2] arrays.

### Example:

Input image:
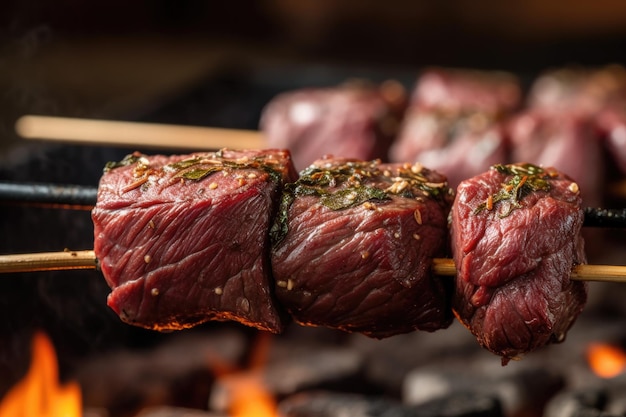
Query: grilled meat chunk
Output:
[[92, 149, 297, 333], [508, 111, 603, 207], [450, 163, 588, 364], [260, 81, 407, 171], [525, 65, 626, 181], [271, 156, 454, 338], [390, 68, 520, 188], [390, 110, 508, 189], [411, 67, 521, 115], [527, 65, 626, 116]]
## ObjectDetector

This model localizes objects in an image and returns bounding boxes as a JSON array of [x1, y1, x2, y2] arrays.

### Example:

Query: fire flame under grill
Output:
[[0, 333, 81, 417], [3, 324, 626, 417]]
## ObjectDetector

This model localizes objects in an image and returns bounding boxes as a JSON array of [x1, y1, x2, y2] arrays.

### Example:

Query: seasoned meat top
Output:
[[97, 148, 297, 207], [272, 157, 453, 246]]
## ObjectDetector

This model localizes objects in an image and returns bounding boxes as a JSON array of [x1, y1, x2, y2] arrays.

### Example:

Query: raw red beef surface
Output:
[[92, 149, 297, 333], [390, 68, 520, 188], [271, 156, 454, 338], [450, 164, 588, 364], [260, 81, 406, 171], [507, 111, 604, 207]]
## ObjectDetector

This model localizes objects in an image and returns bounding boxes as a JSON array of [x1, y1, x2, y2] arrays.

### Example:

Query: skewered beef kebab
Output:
[[507, 66, 626, 207], [450, 163, 587, 364], [260, 80, 407, 171], [92, 149, 457, 339], [590, 105, 626, 185], [515, 65, 626, 202], [92, 149, 298, 333], [91, 148, 595, 365], [93, 149, 455, 338], [271, 156, 454, 338], [389, 68, 522, 188]]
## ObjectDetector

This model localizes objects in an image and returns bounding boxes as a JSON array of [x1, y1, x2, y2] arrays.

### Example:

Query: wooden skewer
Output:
[[15, 115, 266, 151], [1, 251, 624, 283], [431, 259, 626, 283], [0, 250, 98, 274]]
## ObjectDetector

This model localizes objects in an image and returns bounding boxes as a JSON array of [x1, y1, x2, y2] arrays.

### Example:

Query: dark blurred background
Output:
[[2, 0, 626, 151]]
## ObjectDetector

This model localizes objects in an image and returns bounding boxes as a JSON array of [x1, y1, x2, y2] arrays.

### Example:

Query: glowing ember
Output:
[[225, 373, 277, 417], [211, 332, 278, 417], [587, 342, 626, 378], [0, 332, 82, 417]]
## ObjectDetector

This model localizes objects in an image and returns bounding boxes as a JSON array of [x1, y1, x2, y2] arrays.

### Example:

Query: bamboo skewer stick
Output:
[[0, 251, 624, 283], [0, 250, 98, 274], [431, 258, 626, 283], [15, 115, 266, 151]]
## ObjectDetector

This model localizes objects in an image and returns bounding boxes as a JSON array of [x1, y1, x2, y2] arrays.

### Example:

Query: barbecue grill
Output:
[[3, 2, 626, 417]]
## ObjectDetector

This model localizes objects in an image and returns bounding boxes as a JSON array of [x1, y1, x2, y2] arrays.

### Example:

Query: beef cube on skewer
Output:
[[271, 156, 454, 338], [390, 110, 508, 189], [412, 67, 522, 115], [389, 68, 521, 188], [528, 65, 626, 117], [92, 149, 298, 333], [450, 163, 588, 364], [260, 81, 407, 172], [526, 65, 626, 183], [508, 111, 604, 207]]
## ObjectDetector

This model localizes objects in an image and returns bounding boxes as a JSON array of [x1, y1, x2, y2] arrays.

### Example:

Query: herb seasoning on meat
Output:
[[473, 163, 551, 217], [271, 160, 450, 245]]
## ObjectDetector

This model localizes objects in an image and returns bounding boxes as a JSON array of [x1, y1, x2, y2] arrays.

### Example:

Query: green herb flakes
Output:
[[474, 163, 552, 217]]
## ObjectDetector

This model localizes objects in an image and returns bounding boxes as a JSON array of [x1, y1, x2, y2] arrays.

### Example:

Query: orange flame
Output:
[[211, 332, 278, 417], [587, 342, 626, 378], [225, 373, 277, 417], [0, 332, 82, 417], [230, 332, 277, 417]]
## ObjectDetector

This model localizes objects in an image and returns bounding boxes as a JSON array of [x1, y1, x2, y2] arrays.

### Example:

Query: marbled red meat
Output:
[[412, 67, 521, 115], [508, 111, 604, 207], [515, 65, 626, 204], [271, 156, 454, 338], [527, 65, 626, 117], [260, 81, 407, 171], [390, 111, 508, 188], [451, 164, 588, 364], [92, 149, 297, 333], [389, 68, 520, 188]]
